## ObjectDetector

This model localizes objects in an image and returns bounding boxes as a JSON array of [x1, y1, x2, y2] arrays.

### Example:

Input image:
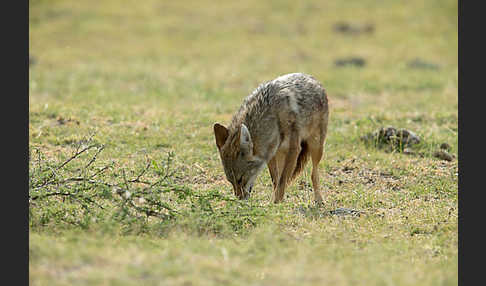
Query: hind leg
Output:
[[310, 110, 329, 205], [309, 138, 325, 204]]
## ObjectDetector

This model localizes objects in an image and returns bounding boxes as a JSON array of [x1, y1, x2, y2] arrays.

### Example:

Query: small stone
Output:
[[440, 143, 451, 151], [329, 208, 361, 217], [403, 148, 415, 155], [433, 150, 454, 161]]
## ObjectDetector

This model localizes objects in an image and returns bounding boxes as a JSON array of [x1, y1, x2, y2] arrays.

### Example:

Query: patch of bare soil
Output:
[[333, 22, 375, 35], [334, 57, 366, 67], [407, 58, 440, 70]]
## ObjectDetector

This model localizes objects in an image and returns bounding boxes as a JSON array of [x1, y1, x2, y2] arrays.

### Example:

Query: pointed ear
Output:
[[239, 124, 253, 152], [213, 123, 229, 150]]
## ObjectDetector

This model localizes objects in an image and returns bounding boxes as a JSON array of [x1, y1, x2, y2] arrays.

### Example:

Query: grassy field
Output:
[[29, 0, 458, 285]]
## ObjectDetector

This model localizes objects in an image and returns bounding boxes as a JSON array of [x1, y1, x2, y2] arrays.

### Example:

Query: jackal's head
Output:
[[213, 123, 265, 200]]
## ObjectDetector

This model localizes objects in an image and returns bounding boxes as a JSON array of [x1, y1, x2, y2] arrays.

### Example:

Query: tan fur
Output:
[[213, 73, 329, 203]]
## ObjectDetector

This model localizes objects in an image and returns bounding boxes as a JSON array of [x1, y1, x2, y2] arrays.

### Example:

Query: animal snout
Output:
[[241, 188, 251, 200], [235, 184, 253, 200]]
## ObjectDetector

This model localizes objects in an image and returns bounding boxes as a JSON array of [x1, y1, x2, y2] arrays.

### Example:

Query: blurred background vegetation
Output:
[[29, 0, 457, 285]]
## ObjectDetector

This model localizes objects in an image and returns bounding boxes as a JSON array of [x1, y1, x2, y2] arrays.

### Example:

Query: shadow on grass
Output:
[[295, 205, 361, 219]]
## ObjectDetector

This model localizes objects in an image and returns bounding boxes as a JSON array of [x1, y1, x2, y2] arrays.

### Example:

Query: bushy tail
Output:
[[290, 141, 310, 182]]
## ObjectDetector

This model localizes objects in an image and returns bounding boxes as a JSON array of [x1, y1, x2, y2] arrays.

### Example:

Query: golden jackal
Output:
[[213, 73, 329, 203]]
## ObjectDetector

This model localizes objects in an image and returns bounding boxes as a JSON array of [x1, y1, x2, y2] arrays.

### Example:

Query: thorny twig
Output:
[[57, 144, 99, 170], [128, 159, 151, 183], [84, 144, 105, 169]]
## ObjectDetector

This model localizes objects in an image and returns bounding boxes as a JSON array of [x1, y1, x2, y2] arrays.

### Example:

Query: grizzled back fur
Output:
[[228, 73, 327, 133]]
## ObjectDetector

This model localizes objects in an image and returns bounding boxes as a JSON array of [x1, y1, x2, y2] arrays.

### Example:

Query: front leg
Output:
[[273, 130, 300, 203], [267, 157, 278, 189]]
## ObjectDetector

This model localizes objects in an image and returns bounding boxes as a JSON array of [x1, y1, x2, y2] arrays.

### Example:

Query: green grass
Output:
[[29, 0, 458, 285]]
